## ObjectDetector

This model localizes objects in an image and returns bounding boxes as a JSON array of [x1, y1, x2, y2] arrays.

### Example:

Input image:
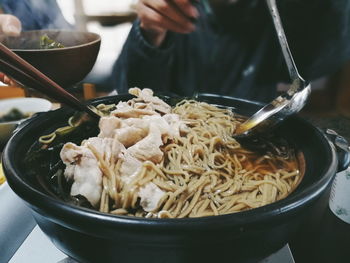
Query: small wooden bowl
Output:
[[0, 30, 101, 88]]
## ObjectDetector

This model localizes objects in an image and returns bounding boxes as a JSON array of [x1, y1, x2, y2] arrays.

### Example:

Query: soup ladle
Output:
[[234, 0, 311, 138], [0, 42, 100, 119]]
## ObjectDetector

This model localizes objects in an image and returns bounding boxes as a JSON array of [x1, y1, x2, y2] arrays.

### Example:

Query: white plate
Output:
[[0, 98, 52, 143], [0, 97, 52, 114]]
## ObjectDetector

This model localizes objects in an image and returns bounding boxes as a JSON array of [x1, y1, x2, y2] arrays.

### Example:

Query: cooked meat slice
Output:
[[126, 123, 164, 163], [60, 142, 102, 207], [129, 88, 171, 114], [83, 137, 124, 164], [60, 138, 124, 207], [119, 152, 143, 184], [115, 126, 147, 147], [162, 113, 188, 138], [138, 182, 165, 212], [98, 116, 122, 138], [110, 115, 181, 148], [112, 101, 156, 118], [142, 115, 173, 142], [113, 117, 148, 147]]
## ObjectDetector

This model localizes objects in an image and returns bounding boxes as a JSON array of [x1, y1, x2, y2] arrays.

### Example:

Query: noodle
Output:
[[44, 89, 302, 218]]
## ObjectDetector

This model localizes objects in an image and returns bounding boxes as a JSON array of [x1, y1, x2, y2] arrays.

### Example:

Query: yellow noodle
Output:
[[54, 99, 302, 218], [110, 208, 128, 215]]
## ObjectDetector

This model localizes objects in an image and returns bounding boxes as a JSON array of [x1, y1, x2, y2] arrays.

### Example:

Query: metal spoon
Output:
[[235, 0, 311, 138]]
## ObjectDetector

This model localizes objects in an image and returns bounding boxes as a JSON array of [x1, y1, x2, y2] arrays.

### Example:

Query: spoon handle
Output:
[[266, 0, 305, 89]]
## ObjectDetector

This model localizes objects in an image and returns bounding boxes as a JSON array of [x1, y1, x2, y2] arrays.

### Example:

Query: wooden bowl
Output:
[[0, 30, 101, 88]]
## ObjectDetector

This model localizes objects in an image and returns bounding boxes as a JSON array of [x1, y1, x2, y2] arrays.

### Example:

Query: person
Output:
[[0, 14, 21, 36], [112, 0, 350, 103], [0, 14, 22, 85], [0, 0, 72, 31]]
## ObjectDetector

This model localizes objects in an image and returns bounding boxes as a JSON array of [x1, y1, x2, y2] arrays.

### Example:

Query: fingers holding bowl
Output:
[[0, 14, 22, 37]]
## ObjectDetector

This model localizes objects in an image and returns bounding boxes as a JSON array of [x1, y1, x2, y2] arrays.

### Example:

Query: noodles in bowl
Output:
[[28, 88, 303, 219]]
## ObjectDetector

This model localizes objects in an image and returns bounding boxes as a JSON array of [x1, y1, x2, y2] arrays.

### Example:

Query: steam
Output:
[[30, 0, 73, 30], [56, 0, 75, 25]]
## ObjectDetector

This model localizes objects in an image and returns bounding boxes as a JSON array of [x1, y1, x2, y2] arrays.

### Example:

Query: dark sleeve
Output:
[[111, 20, 175, 94], [0, 0, 73, 30], [278, 0, 350, 80]]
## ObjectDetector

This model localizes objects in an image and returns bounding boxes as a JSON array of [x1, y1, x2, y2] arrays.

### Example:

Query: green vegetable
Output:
[[0, 108, 30, 122], [23, 113, 98, 207], [39, 34, 65, 49]]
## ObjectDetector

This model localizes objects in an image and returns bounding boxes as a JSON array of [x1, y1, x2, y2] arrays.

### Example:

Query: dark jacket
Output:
[[113, 0, 350, 102]]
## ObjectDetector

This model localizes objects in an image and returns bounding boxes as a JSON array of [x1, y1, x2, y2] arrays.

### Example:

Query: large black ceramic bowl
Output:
[[0, 30, 101, 87], [2, 94, 347, 263]]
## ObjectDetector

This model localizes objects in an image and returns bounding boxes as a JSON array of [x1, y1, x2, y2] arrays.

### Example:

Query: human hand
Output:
[[0, 14, 21, 36], [0, 15, 22, 85], [0, 72, 18, 86], [136, 0, 198, 47]]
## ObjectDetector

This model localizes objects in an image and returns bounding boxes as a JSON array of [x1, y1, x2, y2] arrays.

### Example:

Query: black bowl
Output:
[[0, 30, 101, 87], [2, 94, 341, 263]]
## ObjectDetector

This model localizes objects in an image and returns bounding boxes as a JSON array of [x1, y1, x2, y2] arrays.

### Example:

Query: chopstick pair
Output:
[[0, 42, 99, 119]]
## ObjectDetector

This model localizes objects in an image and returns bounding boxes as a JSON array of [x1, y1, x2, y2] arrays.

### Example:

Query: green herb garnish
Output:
[[39, 34, 65, 49]]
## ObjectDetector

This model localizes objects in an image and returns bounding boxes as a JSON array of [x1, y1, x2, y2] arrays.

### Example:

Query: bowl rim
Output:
[[0, 97, 52, 125], [7, 29, 101, 52], [2, 94, 339, 231]]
